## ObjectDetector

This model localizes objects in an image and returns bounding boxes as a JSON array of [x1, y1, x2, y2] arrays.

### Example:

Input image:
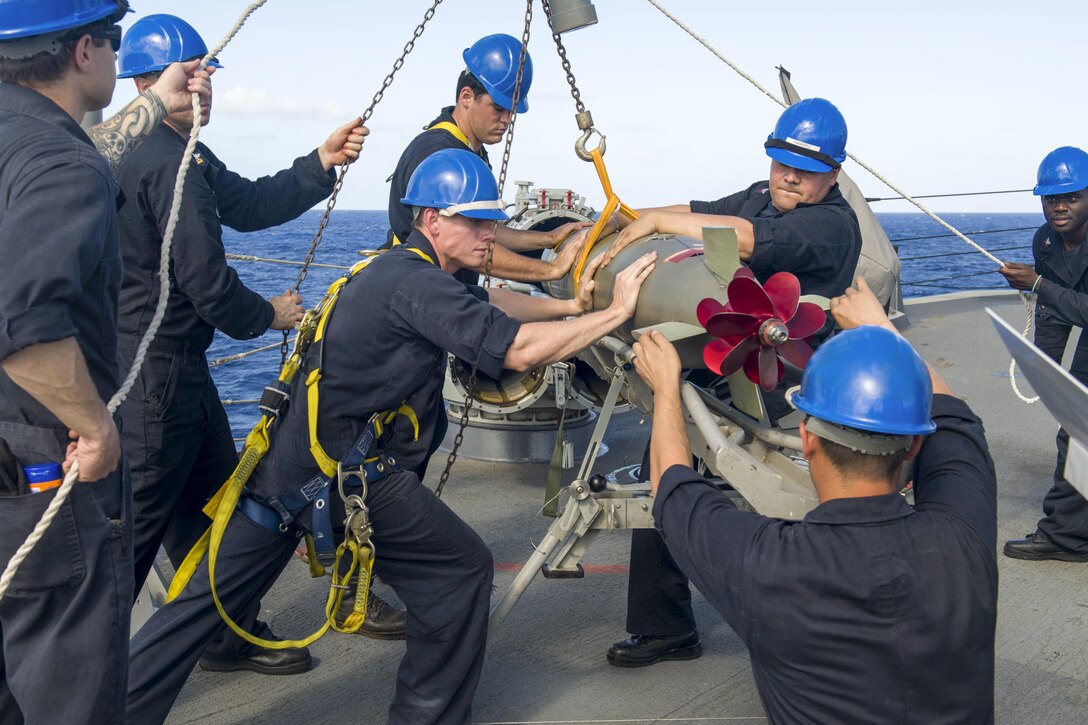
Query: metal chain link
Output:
[[435, 3, 534, 498], [281, 0, 445, 365], [495, 0, 534, 197], [540, 0, 586, 114]]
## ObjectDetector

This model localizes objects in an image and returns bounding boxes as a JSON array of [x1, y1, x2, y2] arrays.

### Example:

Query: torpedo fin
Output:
[[702, 226, 742, 284], [798, 294, 831, 310], [632, 321, 706, 342]]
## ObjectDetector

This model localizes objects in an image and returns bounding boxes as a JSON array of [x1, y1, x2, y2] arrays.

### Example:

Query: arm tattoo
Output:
[[89, 90, 168, 173]]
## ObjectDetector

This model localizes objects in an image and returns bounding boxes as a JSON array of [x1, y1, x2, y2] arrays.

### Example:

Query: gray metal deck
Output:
[[166, 291, 1088, 724]]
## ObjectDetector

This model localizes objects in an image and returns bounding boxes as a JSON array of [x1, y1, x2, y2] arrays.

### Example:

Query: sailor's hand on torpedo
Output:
[[269, 290, 305, 330], [609, 251, 658, 319], [602, 212, 658, 267], [830, 278, 896, 333], [545, 221, 593, 248], [547, 228, 592, 280], [632, 330, 681, 393], [150, 60, 215, 115], [62, 418, 121, 483], [319, 118, 369, 171], [998, 261, 1039, 291], [574, 253, 607, 313]]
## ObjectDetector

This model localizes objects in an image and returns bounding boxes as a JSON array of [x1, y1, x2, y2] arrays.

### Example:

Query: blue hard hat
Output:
[[1033, 146, 1088, 196], [117, 13, 221, 78], [789, 326, 936, 436], [764, 98, 848, 173], [462, 33, 533, 113], [0, 0, 129, 41], [401, 149, 509, 221]]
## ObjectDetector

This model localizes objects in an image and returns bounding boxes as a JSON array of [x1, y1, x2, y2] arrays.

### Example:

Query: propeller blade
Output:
[[733, 266, 756, 280], [697, 298, 726, 328], [744, 347, 784, 392], [726, 276, 774, 317], [703, 337, 735, 375], [763, 272, 800, 321], [778, 338, 814, 368], [720, 335, 760, 376], [787, 302, 828, 339], [705, 312, 761, 341]]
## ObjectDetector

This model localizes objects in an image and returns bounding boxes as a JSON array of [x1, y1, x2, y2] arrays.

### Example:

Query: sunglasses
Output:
[[92, 25, 123, 52], [60, 24, 122, 52]]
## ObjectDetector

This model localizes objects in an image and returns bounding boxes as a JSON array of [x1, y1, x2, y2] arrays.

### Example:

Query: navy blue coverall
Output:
[[626, 182, 862, 637], [127, 231, 521, 724], [655, 395, 998, 723], [383, 107, 492, 465], [0, 84, 131, 725], [114, 124, 335, 653], [1029, 223, 1088, 552]]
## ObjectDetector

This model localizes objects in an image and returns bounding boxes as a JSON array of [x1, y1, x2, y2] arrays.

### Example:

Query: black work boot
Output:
[[199, 638, 312, 676], [606, 632, 702, 667], [336, 582, 407, 640], [1004, 530, 1088, 562]]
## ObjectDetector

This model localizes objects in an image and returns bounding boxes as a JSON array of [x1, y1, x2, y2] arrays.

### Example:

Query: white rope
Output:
[[225, 252, 351, 270], [0, 0, 269, 603], [645, 0, 1037, 400], [1009, 293, 1041, 403], [208, 341, 281, 368]]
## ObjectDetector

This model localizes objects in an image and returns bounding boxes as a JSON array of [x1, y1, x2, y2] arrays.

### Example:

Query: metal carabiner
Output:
[[344, 503, 373, 546], [575, 127, 607, 162], [337, 459, 369, 505]]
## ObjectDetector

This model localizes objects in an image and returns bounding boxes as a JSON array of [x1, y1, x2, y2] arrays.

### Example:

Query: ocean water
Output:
[[209, 209, 1043, 438]]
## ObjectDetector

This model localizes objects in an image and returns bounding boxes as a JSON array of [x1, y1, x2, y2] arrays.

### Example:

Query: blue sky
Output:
[[104, 1, 1085, 215]]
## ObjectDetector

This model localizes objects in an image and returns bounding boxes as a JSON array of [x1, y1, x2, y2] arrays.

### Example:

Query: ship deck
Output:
[[165, 290, 1087, 724]]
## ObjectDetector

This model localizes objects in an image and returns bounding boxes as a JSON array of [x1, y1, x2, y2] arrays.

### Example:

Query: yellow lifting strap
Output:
[[571, 147, 640, 289]]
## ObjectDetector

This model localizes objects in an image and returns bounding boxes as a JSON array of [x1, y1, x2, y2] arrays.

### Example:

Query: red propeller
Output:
[[697, 268, 826, 392]]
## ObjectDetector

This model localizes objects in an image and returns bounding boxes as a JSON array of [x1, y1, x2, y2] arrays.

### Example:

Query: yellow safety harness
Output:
[[168, 247, 433, 649]]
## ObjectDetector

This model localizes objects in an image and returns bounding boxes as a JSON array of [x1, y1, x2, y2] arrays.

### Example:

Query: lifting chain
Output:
[[541, 0, 605, 161], [281, 0, 445, 366], [540, 0, 585, 114], [495, 0, 534, 198], [435, 0, 533, 498]]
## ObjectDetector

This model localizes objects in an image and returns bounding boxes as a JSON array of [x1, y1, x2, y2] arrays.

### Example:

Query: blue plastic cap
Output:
[[462, 33, 533, 113], [790, 326, 936, 436], [1033, 146, 1088, 196], [117, 13, 221, 78]]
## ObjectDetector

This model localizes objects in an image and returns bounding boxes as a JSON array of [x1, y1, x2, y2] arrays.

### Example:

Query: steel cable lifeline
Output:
[[644, 0, 1039, 404], [280, 0, 446, 367], [0, 0, 272, 604]]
